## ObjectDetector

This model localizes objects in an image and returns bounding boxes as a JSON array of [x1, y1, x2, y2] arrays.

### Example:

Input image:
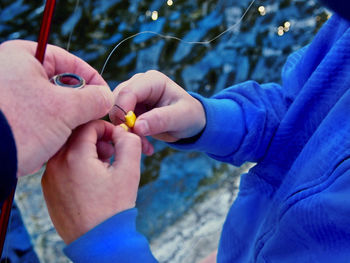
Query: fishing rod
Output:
[[36, 0, 56, 63], [0, 0, 56, 258]]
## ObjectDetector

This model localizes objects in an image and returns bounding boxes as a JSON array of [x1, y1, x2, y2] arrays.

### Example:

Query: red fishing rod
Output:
[[35, 0, 56, 63], [0, 0, 56, 258]]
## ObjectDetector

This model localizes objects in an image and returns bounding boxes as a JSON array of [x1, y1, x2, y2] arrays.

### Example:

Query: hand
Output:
[[109, 70, 206, 155], [0, 40, 114, 176], [200, 250, 217, 263], [41, 120, 141, 244]]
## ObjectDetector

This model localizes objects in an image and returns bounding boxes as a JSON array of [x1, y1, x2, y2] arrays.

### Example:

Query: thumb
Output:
[[62, 84, 114, 129], [133, 102, 190, 141]]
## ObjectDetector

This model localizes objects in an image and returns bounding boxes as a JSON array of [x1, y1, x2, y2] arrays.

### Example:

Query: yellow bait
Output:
[[124, 111, 136, 128], [119, 123, 129, 131]]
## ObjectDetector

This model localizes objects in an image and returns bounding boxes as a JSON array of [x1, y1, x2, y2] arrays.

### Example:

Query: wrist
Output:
[[193, 95, 206, 135], [184, 92, 206, 139], [59, 203, 137, 244], [169, 94, 245, 158]]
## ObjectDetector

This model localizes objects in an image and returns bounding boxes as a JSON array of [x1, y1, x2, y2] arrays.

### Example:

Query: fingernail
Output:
[[143, 143, 153, 156], [146, 146, 154, 156], [143, 142, 149, 155], [136, 120, 149, 135]]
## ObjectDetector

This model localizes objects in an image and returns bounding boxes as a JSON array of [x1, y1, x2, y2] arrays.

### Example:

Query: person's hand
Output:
[[41, 120, 141, 244], [0, 40, 114, 176], [109, 70, 206, 155]]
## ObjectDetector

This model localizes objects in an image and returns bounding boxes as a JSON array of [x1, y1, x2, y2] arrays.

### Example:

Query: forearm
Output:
[[170, 81, 289, 166]]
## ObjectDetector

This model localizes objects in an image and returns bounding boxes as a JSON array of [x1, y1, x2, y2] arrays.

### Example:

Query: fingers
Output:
[[66, 120, 116, 158], [59, 119, 147, 166], [60, 84, 114, 129], [109, 70, 170, 124], [43, 42, 115, 127], [45, 45, 106, 86], [2, 40, 115, 130], [109, 70, 206, 141], [96, 141, 114, 161], [133, 105, 178, 137], [140, 136, 154, 156], [111, 126, 142, 170], [2, 40, 107, 86], [134, 101, 196, 141]]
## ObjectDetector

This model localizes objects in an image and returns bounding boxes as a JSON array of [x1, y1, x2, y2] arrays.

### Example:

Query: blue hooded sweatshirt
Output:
[[64, 8, 350, 263]]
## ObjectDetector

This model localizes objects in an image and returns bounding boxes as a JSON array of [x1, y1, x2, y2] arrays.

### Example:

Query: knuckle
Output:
[[124, 132, 142, 148], [82, 86, 113, 118], [97, 86, 114, 111], [115, 88, 137, 109], [64, 150, 80, 171], [145, 70, 161, 77], [146, 70, 168, 89], [128, 73, 144, 83], [150, 110, 166, 133], [145, 70, 166, 83], [133, 72, 144, 78], [0, 40, 17, 49], [0, 40, 30, 52], [117, 86, 133, 97], [0, 41, 11, 50]]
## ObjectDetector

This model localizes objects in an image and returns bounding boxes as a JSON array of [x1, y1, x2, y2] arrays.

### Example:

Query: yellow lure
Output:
[[124, 111, 136, 128], [119, 123, 129, 131]]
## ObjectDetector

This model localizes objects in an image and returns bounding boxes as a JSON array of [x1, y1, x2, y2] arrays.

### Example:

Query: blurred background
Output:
[[0, 0, 328, 262]]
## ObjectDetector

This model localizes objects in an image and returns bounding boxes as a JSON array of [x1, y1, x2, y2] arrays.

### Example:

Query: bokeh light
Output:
[[277, 26, 284, 36], [151, 11, 159, 21], [258, 6, 266, 16]]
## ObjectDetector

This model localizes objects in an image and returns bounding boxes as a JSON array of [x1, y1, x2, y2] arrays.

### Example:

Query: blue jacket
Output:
[[0, 111, 17, 204], [64, 14, 350, 262]]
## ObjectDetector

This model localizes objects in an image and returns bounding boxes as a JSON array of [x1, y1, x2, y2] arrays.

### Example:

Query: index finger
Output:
[[66, 120, 115, 159], [109, 70, 171, 124]]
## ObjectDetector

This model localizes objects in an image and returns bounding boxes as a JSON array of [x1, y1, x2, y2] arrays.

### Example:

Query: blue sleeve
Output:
[[0, 110, 17, 203], [170, 16, 350, 167], [64, 208, 157, 263], [170, 81, 289, 166]]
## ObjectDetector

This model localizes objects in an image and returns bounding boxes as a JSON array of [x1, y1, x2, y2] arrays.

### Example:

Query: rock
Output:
[[15, 168, 70, 263], [150, 163, 253, 263]]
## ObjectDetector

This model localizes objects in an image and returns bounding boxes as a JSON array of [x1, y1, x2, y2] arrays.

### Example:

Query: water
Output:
[[0, 0, 329, 261]]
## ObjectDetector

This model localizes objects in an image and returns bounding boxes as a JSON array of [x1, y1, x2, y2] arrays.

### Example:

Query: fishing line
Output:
[[66, 0, 80, 51], [100, 0, 257, 76]]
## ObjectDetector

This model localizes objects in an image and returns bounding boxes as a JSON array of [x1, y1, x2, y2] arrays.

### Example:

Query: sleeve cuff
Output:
[[169, 92, 245, 158], [64, 208, 157, 263]]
